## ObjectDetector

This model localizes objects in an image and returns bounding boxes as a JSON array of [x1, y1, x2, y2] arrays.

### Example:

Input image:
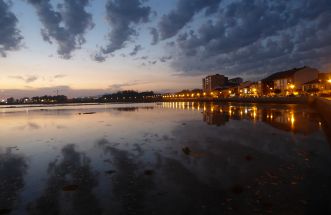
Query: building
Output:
[[318, 72, 331, 82], [210, 82, 238, 98], [228, 77, 243, 85], [302, 73, 331, 95], [203, 74, 229, 93], [238, 81, 260, 97], [262, 66, 319, 96], [202, 74, 243, 94]]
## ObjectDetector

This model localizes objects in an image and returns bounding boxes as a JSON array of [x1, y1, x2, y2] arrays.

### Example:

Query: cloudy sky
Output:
[[0, 0, 331, 98]]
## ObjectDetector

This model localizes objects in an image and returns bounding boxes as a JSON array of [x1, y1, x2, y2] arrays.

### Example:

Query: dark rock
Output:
[[231, 185, 244, 194], [245, 155, 254, 161], [144, 170, 154, 176], [182, 147, 191, 155], [82, 112, 96, 115], [62, 184, 79, 192], [105, 170, 116, 175], [0, 209, 11, 215]]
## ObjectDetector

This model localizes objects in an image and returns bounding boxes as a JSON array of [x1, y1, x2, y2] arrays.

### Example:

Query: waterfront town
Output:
[[1, 66, 331, 105], [163, 66, 331, 99]]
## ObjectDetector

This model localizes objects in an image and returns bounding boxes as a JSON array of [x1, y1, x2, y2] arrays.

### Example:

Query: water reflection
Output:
[[162, 102, 322, 135], [14, 122, 41, 131], [0, 103, 330, 214], [115, 107, 154, 112], [27, 144, 100, 215], [97, 139, 154, 215], [0, 148, 28, 213]]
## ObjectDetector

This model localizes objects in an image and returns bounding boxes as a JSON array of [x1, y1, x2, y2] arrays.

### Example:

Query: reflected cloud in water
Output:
[[96, 140, 155, 215], [14, 122, 41, 131], [0, 103, 330, 214], [27, 144, 101, 215], [0, 148, 28, 213]]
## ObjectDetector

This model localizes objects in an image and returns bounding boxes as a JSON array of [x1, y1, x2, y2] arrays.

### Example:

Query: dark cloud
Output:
[[166, 41, 175, 47], [129, 45, 143, 56], [9, 75, 39, 83], [93, 53, 106, 62], [54, 74, 66, 79], [0, 0, 23, 57], [148, 60, 157, 65], [149, 27, 159, 45], [159, 56, 172, 63], [158, 0, 222, 40], [94, 0, 151, 61], [27, 0, 94, 59], [9, 74, 68, 84], [170, 0, 331, 78], [0, 85, 112, 98], [108, 80, 147, 92]]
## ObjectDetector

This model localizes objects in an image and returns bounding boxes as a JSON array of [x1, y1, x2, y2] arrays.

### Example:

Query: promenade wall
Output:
[[163, 97, 308, 104], [311, 97, 331, 125]]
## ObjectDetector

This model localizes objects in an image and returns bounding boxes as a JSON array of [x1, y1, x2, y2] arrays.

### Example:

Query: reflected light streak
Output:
[[290, 112, 295, 129]]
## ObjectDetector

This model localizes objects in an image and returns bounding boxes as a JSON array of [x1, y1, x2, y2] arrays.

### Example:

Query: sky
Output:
[[0, 0, 331, 98]]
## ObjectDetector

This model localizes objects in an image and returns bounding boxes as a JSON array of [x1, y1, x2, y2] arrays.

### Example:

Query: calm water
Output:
[[0, 102, 330, 215]]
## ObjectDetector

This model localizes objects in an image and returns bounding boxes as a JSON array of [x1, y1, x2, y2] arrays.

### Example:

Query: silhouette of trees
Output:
[[31, 95, 68, 103], [100, 91, 161, 102]]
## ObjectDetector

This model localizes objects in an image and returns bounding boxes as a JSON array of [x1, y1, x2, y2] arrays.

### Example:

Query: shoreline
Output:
[[0, 96, 327, 108], [1, 97, 330, 139], [163, 96, 310, 104]]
